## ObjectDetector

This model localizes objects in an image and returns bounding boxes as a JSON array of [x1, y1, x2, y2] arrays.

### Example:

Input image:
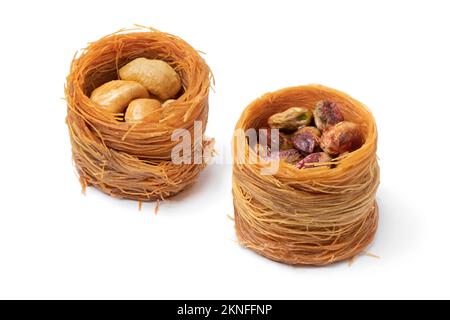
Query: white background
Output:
[[0, 0, 449, 300]]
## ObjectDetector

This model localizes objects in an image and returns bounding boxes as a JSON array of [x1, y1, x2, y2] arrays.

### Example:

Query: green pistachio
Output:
[[268, 107, 313, 132], [320, 121, 364, 156], [277, 149, 303, 165], [296, 152, 332, 169], [313, 100, 344, 131], [291, 126, 322, 155], [279, 132, 294, 150]]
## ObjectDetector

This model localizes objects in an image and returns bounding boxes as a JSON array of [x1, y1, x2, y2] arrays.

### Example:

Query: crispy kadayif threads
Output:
[[233, 85, 379, 266], [65, 27, 213, 201]]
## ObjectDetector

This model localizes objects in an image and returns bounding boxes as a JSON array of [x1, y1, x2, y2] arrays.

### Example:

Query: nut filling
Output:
[[263, 100, 364, 169], [90, 58, 181, 123]]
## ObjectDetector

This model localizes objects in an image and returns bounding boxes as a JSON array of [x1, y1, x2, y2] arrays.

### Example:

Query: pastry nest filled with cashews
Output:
[[232, 85, 379, 266], [65, 27, 213, 201]]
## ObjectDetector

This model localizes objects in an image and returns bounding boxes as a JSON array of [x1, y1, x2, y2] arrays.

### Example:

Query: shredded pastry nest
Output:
[[66, 27, 213, 201], [233, 85, 379, 266]]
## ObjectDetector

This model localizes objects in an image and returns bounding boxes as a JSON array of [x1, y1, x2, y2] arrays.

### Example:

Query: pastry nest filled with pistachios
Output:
[[66, 27, 213, 201], [233, 85, 380, 266]]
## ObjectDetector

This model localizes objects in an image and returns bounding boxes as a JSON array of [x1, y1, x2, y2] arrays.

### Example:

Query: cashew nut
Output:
[[162, 99, 176, 108], [119, 58, 181, 101], [90, 80, 149, 113], [125, 99, 162, 123]]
